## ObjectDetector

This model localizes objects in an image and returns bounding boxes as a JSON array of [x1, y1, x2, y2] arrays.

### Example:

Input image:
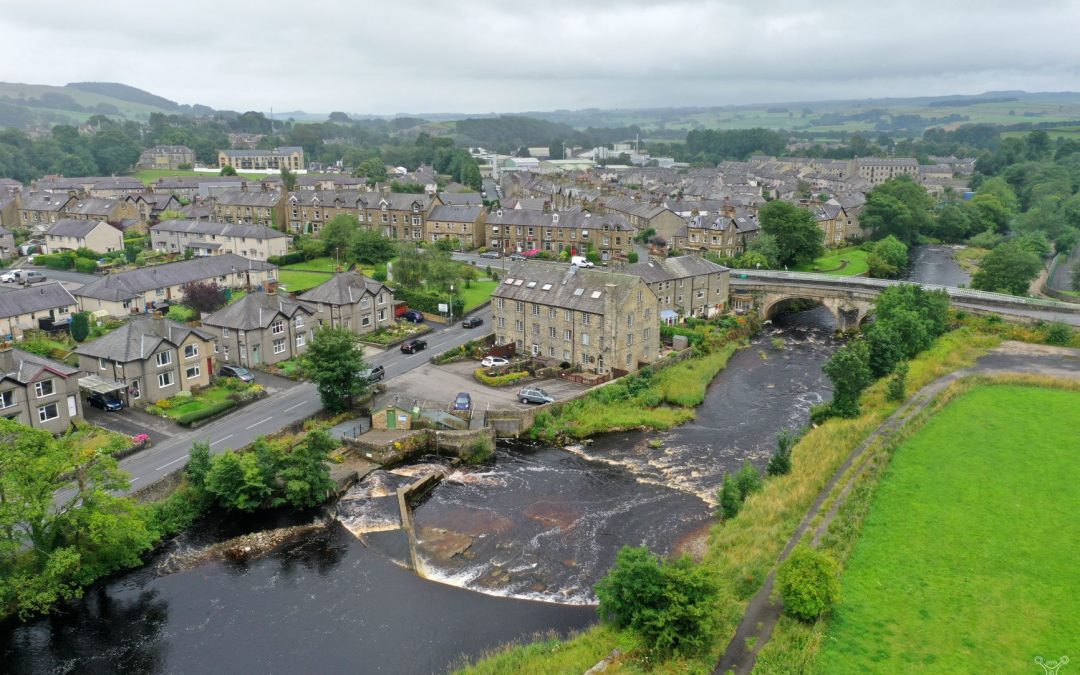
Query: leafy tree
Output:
[[718, 473, 741, 520], [759, 201, 824, 267], [734, 461, 763, 502], [321, 213, 360, 260], [204, 451, 272, 511], [866, 235, 908, 279], [549, 138, 565, 160], [823, 340, 872, 418], [180, 281, 228, 317], [186, 441, 212, 491], [745, 232, 781, 268], [874, 284, 951, 339], [595, 546, 720, 656], [886, 361, 909, 402], [298, 237, 327, 261], [1072, 261, 1080, 292], [932, 202, 975, 242], [355, 157, 387, 182], [302, 326, 368, 413], [281, 430, 337, 508], [776, 546, 840, 622], [280, 167, 297, 191], [390, 180, 425, 194], [219, 165, 238, 176], [586, 250, 601, 265], [627, 251, 639, 263], [69, 312, 90, 342], [860, 175, 934, 244], [971, 240, 1042, 295], [767, 430, 797, 476]]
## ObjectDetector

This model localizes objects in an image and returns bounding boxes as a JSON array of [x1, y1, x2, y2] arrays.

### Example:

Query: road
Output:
[[0, 262, 100, 287], [71, 306, 493, 497]]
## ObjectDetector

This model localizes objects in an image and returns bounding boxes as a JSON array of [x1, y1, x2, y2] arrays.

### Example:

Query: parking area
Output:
[[378, 359, 590, 414]]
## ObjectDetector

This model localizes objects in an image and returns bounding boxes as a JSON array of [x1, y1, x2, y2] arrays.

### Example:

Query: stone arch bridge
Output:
[[729, 270, 1080, 332]]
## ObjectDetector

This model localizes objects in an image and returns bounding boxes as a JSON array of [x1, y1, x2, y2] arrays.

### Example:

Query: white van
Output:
[[571, 256, 594, 268]]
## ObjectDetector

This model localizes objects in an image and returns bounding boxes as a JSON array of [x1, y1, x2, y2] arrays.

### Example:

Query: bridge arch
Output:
[[759, 293, 871, 333], [762, 296, 838, 328]]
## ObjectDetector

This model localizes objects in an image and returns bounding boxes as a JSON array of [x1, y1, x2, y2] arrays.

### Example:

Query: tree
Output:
[[303, 326, 367, 413], [298, 237, 327, 261], [181, 281, 228, 317], [767, 430, 797, 476], [734, 461, 763, 502], [759, 201, 824, 267], [355, 157, 387, 182], [776, 546, 840, 622], [746, 232, 781, 268], [595, 546, 720, 656], [321, 214, 360, 261], [861, 175, 934, 244], [69, 312, 90, 342], [186, 441, 212, 491], [349, 229, 396, 265], [549, 138, 565, 160], [823, 340, 872, 418], [626, 251, 639, 263], [718, 473, 741, 520], [866, 235, 908, 279], [204, 451, 272, 511], [971, 241, 1042, 295], [281, 430, 337, 508], [886, 361, 909, 402], [1072, 261, 1080, 292], [219, 165, 238, 176], [280, 167, 297, 191], [933, 202, 975, 242]]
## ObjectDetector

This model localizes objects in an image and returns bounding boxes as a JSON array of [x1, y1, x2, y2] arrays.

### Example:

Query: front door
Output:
[[387, 411, 396, 429], [66, 394, 77, 418], [251, 344, 261, 365]]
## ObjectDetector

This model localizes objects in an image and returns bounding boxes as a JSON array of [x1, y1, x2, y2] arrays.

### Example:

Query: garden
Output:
[[145, 378, 265, 426], [359, 320, 428, 346], [792, 246, 870, 276]]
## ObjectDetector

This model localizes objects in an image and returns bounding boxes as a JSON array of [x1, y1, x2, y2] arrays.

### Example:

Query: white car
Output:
[[0, 269, 24, 283], [481, 356, 510, 368]]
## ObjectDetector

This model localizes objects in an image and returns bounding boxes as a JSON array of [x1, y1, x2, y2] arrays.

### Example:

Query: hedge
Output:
[[34, 253, 74, 270], [74, 258, 98, 274], [174, 399, 237, 427], [473, 368, 530, 387], [268, 252, 305, 266], [396, 288, 464, 316]]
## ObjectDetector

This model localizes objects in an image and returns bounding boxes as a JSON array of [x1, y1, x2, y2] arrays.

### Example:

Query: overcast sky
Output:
[[3, 0, 1079, 116]]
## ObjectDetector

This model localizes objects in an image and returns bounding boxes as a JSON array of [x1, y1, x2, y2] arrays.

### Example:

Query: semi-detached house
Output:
[[150, 219, 289, 260], [200, 293, 315, 368], [297, 272, 395, 336], [44, 218, 124, 254]]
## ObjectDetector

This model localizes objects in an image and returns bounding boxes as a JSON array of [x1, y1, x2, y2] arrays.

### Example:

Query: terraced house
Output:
[[361, 193, 438, 242], [212, 189, 286, 227], [18, 193, 75, 231], [491, 263, 658, 374], [44, 219, 124, 254], [0, 348, 82, 434], [674, 210, 760, 257], [596, 197, 686, 242], [200, 293, 315, 368], [484, 210, 633, 261], [624, 255, 730, 320], [298, 272, 395, 336], [0, 283, 78, 342], [150, 219, 289, 260], [64, 196, 145, 226], [74, 317, 214, 405], [286, 190, 364, 235], [425, 204, 486, 249]]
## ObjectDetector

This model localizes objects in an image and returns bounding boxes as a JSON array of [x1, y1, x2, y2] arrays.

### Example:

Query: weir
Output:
[[396, 473, 443, 573]]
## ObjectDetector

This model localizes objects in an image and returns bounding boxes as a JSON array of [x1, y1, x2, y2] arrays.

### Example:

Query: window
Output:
[[296, 333, 306, 347], [378, 309, 386, 321], [532, 323, 540, 336], [378, 294, 386, 305], [626, 333, 634, 346], [184, 344, 198, 359], [498, 317, 505, 328], [185, 364, 201, 379], [496, 298, 505, 310], [156, 351, 172, 367], [515, 320, 524, 332], [549, 346, 556, 357], [645, 308, 652, 319], [38, 402, 59, 423], [223, 327, 230, 339], [99, 357, 108, 370], [644, 328, 651, 341], [224, 346, 230, 360], [158, 371, 174, 388], [532, 304, 540, 316], [548, 307, 556, 318], [0, 390, 13, 409], [273, 338, 286, 354], [564, 329, 573, 342], [627, 314, 634, 327], [295, 315, 304, 327], [362, 316, 371, 327], [638, 290, 644, 302], [549, 327, 556, 338], [271, 320, 285, 335], [625, 353, 632, 367], [582, 333, 590, 346], [34, 379, 54, 398], [697, 290, 704, 299], [581, 313, 591, 325], [515, 302, 524, 312], [564, 310, 572, 321]]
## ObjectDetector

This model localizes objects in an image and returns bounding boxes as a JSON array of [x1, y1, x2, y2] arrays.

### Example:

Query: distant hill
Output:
[[0, 81, 215, 130], [67, 81, 180, 111]]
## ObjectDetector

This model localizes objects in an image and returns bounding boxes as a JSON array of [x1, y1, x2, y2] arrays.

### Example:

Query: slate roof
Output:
[[46, 219, 113, 238], [201, 292, 314, 331], [298, 272, 390, 306], [74, 253, 276, 302], [151, 219, 288, 240], [74, 316, 213, 362], [221, 147, 303, 157], [286, 190, 365, 207], [487, 210, 632, 231], [213, 190, 283, 207], [624, 255, 729, 283], [65, 198, 122, 217], [427, 205, 482, 222], [20, 193, 72, 212], [0, 347, 79, 382], [0, 282, 77, 319], [437, 191, 482, 207], [369, 193, 434, 211], [492, 262, 648, 312]]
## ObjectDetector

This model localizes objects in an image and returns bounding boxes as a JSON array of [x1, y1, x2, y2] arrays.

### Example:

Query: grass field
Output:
[[793, 247, 870, 276], [278, 269, 333, 292], [282, 257, 346, 273], [129, 169, 266, 184], [459, 279, 498, 312], [815, 385, 1080, 674]]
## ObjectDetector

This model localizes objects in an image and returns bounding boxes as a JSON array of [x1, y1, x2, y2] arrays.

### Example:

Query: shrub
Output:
[[734, 461, 763, 501], [473, 368, 530, 387], [462, 437, 494, 464], [809, 402, 835, 425], [69, 312, 90, 342], [268, 252, 305, 266], [175, 400, 237, 427], [718, 473, 741, 520], [1042, 321, 1072, 346], [73, 258, 98, 274], [596, 546, 720, 656], [767, 429, 797, 476], [627, 251, 639, 263], [886, 361, 909, 402], [776, 546, 840, 622], [34, 253, 74, 270]]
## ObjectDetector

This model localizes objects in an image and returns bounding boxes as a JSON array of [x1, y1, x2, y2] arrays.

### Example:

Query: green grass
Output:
[[129, 169, 266, 184], [158, 385, 238, 419], [282, 257, 346, 273], [278, 269, 334, 292], [166, 305, 195, 322], [458, 280, 498, 312], [792, 247, 870, 276], [815, 385, 1080, 674]]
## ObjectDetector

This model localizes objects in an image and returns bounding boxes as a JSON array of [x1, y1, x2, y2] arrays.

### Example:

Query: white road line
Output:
[[129, 476, 140, 483], [246, 417, 272, 429], [155, 456, 186, 471], [283, 402, 307, 413], [210, 434, 233, 446]]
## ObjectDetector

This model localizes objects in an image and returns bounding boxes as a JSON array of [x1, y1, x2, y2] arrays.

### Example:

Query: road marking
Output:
[[246, 417, 272, 429], [284, 402, 307, 412], [155, 456, 186, 471], [129, 477, 140, 483], [210, 434, 233, 446]]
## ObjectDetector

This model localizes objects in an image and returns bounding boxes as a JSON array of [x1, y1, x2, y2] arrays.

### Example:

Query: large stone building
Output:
[[150, 219, 289, 260], [849, 157, 919, 186], [18, 193, 74, 231], [596, 197, 686, 242], [624, 255, 729, 320], [136, 145, 195, 171], [285, 190, 365, 236], [298, 272, 395, 336], [491, 262, 659, 373], [0, 348, 82, 434], [674, 211, 760, 258], [484, 210, 633, 261], [218, 147, 305, 171], [212, 190, 286, 227], [74, 317, 215, 405], [200, 292, 315, 368], [361, 193, 438, 242], [425, 204, 486, 249]]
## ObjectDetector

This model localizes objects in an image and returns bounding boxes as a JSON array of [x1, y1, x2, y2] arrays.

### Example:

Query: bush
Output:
[[73, 257, 98, 274], [462, 437, 494, 464], [776, 546, 840, 622], [175, 400, 237, 427], [473, 368, 530, 387], [268, 252, 305, 266], [718, 473, 741, 520], [627, 251, 639, 263], [767, 429, 797, 476], [886, 361, 909, 402], [395, 288, 464, 316], [34, 253, 74, 270], [69, 312, 90, 342], [734, 461, 763, 501], [596, 546, 720, 656], [1042, 321, 1072, 346], [809, 402, 835, 425]]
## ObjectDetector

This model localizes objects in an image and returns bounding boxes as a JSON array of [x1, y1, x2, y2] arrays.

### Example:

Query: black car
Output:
[[461, 316, 484, 328], [401, 309, 425, 323], [400, 338, 427, 354], [219, 364, 255, 382], [359, 365, 385, 382], [87, 391, 124, 411]]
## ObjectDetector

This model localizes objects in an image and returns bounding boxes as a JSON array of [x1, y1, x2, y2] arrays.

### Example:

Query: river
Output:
[[3, 307, 839, 674], [906, 243, 971, 287]]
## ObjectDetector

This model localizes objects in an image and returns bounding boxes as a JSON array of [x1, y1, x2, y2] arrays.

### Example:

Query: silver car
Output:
[[517, 387, 555, 405]]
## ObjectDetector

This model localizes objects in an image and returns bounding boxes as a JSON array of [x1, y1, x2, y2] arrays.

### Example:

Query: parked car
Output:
[[461, 316, 484, 328], [401, 309, 424, 323], [479, 250, 501, 259], [453, 392, 472, 411], [219, 364, 255, 382], [400, 338, 427, 354], [508, 253, 526, 262], [359, 365, 385, 383], [571, 256, 594, 268], [20, 270, 46, 285], [517, 387, 555, 405], [87, 391, 125, 411], [0, 269, 24, 283], [481, 355, 509, 368]]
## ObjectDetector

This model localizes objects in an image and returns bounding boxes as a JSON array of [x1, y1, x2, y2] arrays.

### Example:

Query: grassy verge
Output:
[[953, 246, 988, 275], [148, 380, 263, 421], [282, 257, 346, 273], [793, 247, 869, 276], [459, 280, 498, 312], [810, 383, 1080, 673], [278, 269, 334, 292]]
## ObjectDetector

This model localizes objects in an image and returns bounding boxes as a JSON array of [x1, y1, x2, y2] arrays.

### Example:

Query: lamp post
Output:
[[449, 284, 454, 325]]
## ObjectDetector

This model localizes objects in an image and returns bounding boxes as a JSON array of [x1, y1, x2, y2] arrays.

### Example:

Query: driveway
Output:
[[83, 405, 179, 444]]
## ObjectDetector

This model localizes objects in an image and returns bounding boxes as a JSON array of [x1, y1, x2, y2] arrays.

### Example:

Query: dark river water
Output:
[[3, 308, 839, 674], [906, 244, 971, 287]]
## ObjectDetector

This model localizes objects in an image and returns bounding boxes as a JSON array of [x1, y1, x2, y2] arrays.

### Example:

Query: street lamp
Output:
[[449, 284, 454, 325]]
